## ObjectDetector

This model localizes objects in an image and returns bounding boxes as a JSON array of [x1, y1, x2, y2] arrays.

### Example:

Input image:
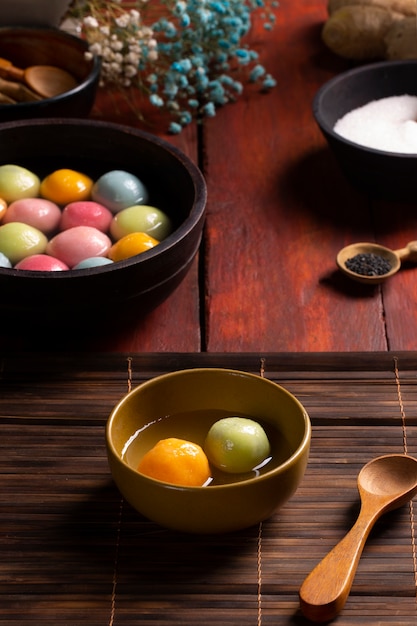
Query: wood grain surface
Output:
[[1, 352, 417, 624], [1, 1, 417, 353]]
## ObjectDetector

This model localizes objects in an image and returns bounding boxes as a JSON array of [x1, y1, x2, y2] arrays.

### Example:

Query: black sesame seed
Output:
[[345, 253, 392, 277]]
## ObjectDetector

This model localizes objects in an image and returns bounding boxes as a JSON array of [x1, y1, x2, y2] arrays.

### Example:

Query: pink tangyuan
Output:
[[14, 254, 69, 271], [46, 225, 112, 268], [60, 201, 113, 233], [3, 198, 61, 234]]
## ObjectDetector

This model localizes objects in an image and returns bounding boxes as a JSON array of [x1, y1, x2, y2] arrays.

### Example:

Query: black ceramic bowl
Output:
[[0, 26, 101, 122], [313, 59, 417, 200], [0, 118, 207, 327]]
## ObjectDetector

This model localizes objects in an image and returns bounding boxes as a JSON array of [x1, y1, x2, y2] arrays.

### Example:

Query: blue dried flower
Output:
[[67, 0, 278, 133], [263, 74, 277, 89], [169, 121, 183, 134], [150, 94, 164, 107], [202, 102, 216, 117], [249, 64, 265, 82]]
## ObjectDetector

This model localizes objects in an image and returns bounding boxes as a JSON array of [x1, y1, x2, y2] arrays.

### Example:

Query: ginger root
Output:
[[322, 0, 417, 60], [328, 0, 416, 17], [322, 5, 404, 59], [384, 16, 417, 59]]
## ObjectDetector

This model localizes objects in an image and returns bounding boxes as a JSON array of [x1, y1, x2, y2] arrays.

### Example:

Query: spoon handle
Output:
[[299, 503, 379, 622], [395, 241, 417, 262], [0, 59, 24, 83]]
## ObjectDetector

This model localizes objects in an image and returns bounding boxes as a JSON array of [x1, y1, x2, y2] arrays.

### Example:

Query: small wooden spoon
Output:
[[299, 454, 417, 623], [336, 241, 417, 285], [0, 58, 78, 99]]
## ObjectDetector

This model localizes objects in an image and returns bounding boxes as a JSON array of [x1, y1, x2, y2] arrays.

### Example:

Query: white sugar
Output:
[[333, 94, 417, 154]]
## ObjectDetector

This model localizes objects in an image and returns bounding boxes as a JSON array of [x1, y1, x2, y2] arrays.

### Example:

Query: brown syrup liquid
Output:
[[123, 408, 292, 485]]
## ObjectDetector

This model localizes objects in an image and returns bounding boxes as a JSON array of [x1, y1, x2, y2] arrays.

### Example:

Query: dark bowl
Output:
[[313, 60, 417, 200], [0, 118, 207, 328], [0, 26, 101, 121]]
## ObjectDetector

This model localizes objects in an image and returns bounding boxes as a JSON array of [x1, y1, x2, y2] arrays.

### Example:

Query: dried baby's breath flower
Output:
[[65, 0, 278, 133]]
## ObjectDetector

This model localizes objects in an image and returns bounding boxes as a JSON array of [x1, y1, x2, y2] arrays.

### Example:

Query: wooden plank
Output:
[[0, 353, 417, 624], [374, 201, 417, 351], [202, 0, 392, 351]]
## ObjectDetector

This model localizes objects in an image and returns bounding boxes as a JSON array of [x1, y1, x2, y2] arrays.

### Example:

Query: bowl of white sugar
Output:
[[313, 60, 417, 200]]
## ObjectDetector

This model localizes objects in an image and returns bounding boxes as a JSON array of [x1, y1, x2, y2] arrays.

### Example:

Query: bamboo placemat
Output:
[[1, 352, 417, 625]]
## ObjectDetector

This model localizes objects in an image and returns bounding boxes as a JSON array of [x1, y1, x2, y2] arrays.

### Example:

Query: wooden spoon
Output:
[[299, 454, 417, 623], [0, 76, 41, 103], [336, 241, 417, 285], [0, 58, 78, 99]]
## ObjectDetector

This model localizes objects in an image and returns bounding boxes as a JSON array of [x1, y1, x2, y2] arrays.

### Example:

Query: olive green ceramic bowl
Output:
[[106, 368, 311, 534]]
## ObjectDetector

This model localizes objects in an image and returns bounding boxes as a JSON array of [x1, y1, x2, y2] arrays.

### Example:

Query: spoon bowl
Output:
[[337, 241, 417, 284], [299, 454, 417, 622], [0, 57, 78, 98], [359, 454, 417, 504]]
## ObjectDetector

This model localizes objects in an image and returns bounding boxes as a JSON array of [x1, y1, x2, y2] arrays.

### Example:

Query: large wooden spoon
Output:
[[299, 454, 417, 622], [0, 58, 78, 98]]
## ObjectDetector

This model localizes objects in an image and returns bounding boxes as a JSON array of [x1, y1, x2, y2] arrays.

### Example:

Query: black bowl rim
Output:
[[312, 58, 417, 159], [0, 25, 101, 109], [0, 118, 207, 280]]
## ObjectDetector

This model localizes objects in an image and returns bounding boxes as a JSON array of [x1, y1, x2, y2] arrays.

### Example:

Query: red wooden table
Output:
[[2, 0, 417, 353]]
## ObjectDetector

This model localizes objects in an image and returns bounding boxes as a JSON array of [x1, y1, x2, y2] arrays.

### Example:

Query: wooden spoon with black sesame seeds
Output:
[[336, 240, 417, 285]]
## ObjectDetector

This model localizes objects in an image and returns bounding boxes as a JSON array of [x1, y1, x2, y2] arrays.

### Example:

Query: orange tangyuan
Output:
[[137, 437, 211, 487], [40, 169, 93, 205], [108, 231, 159, 261]]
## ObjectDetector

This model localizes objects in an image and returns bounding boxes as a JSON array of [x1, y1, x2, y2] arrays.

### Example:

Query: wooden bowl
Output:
[[0, 118, 207, 328], [313, 60, 417, 200], [0, 26, 100, 121], [106, 368, 311, 534]]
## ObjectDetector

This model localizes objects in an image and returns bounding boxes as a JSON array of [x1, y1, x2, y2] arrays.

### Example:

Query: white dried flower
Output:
[[83, 16, 99, 29], [101, 45, 113, 59], [115, 14, 130, 28], [110, 40, 124, 51], [110, 62, 123, 74], [124, 64, 138, 78], [89, 42, 103, 56], [129, 10, 141, 24], [125, 51, 141, 64]]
